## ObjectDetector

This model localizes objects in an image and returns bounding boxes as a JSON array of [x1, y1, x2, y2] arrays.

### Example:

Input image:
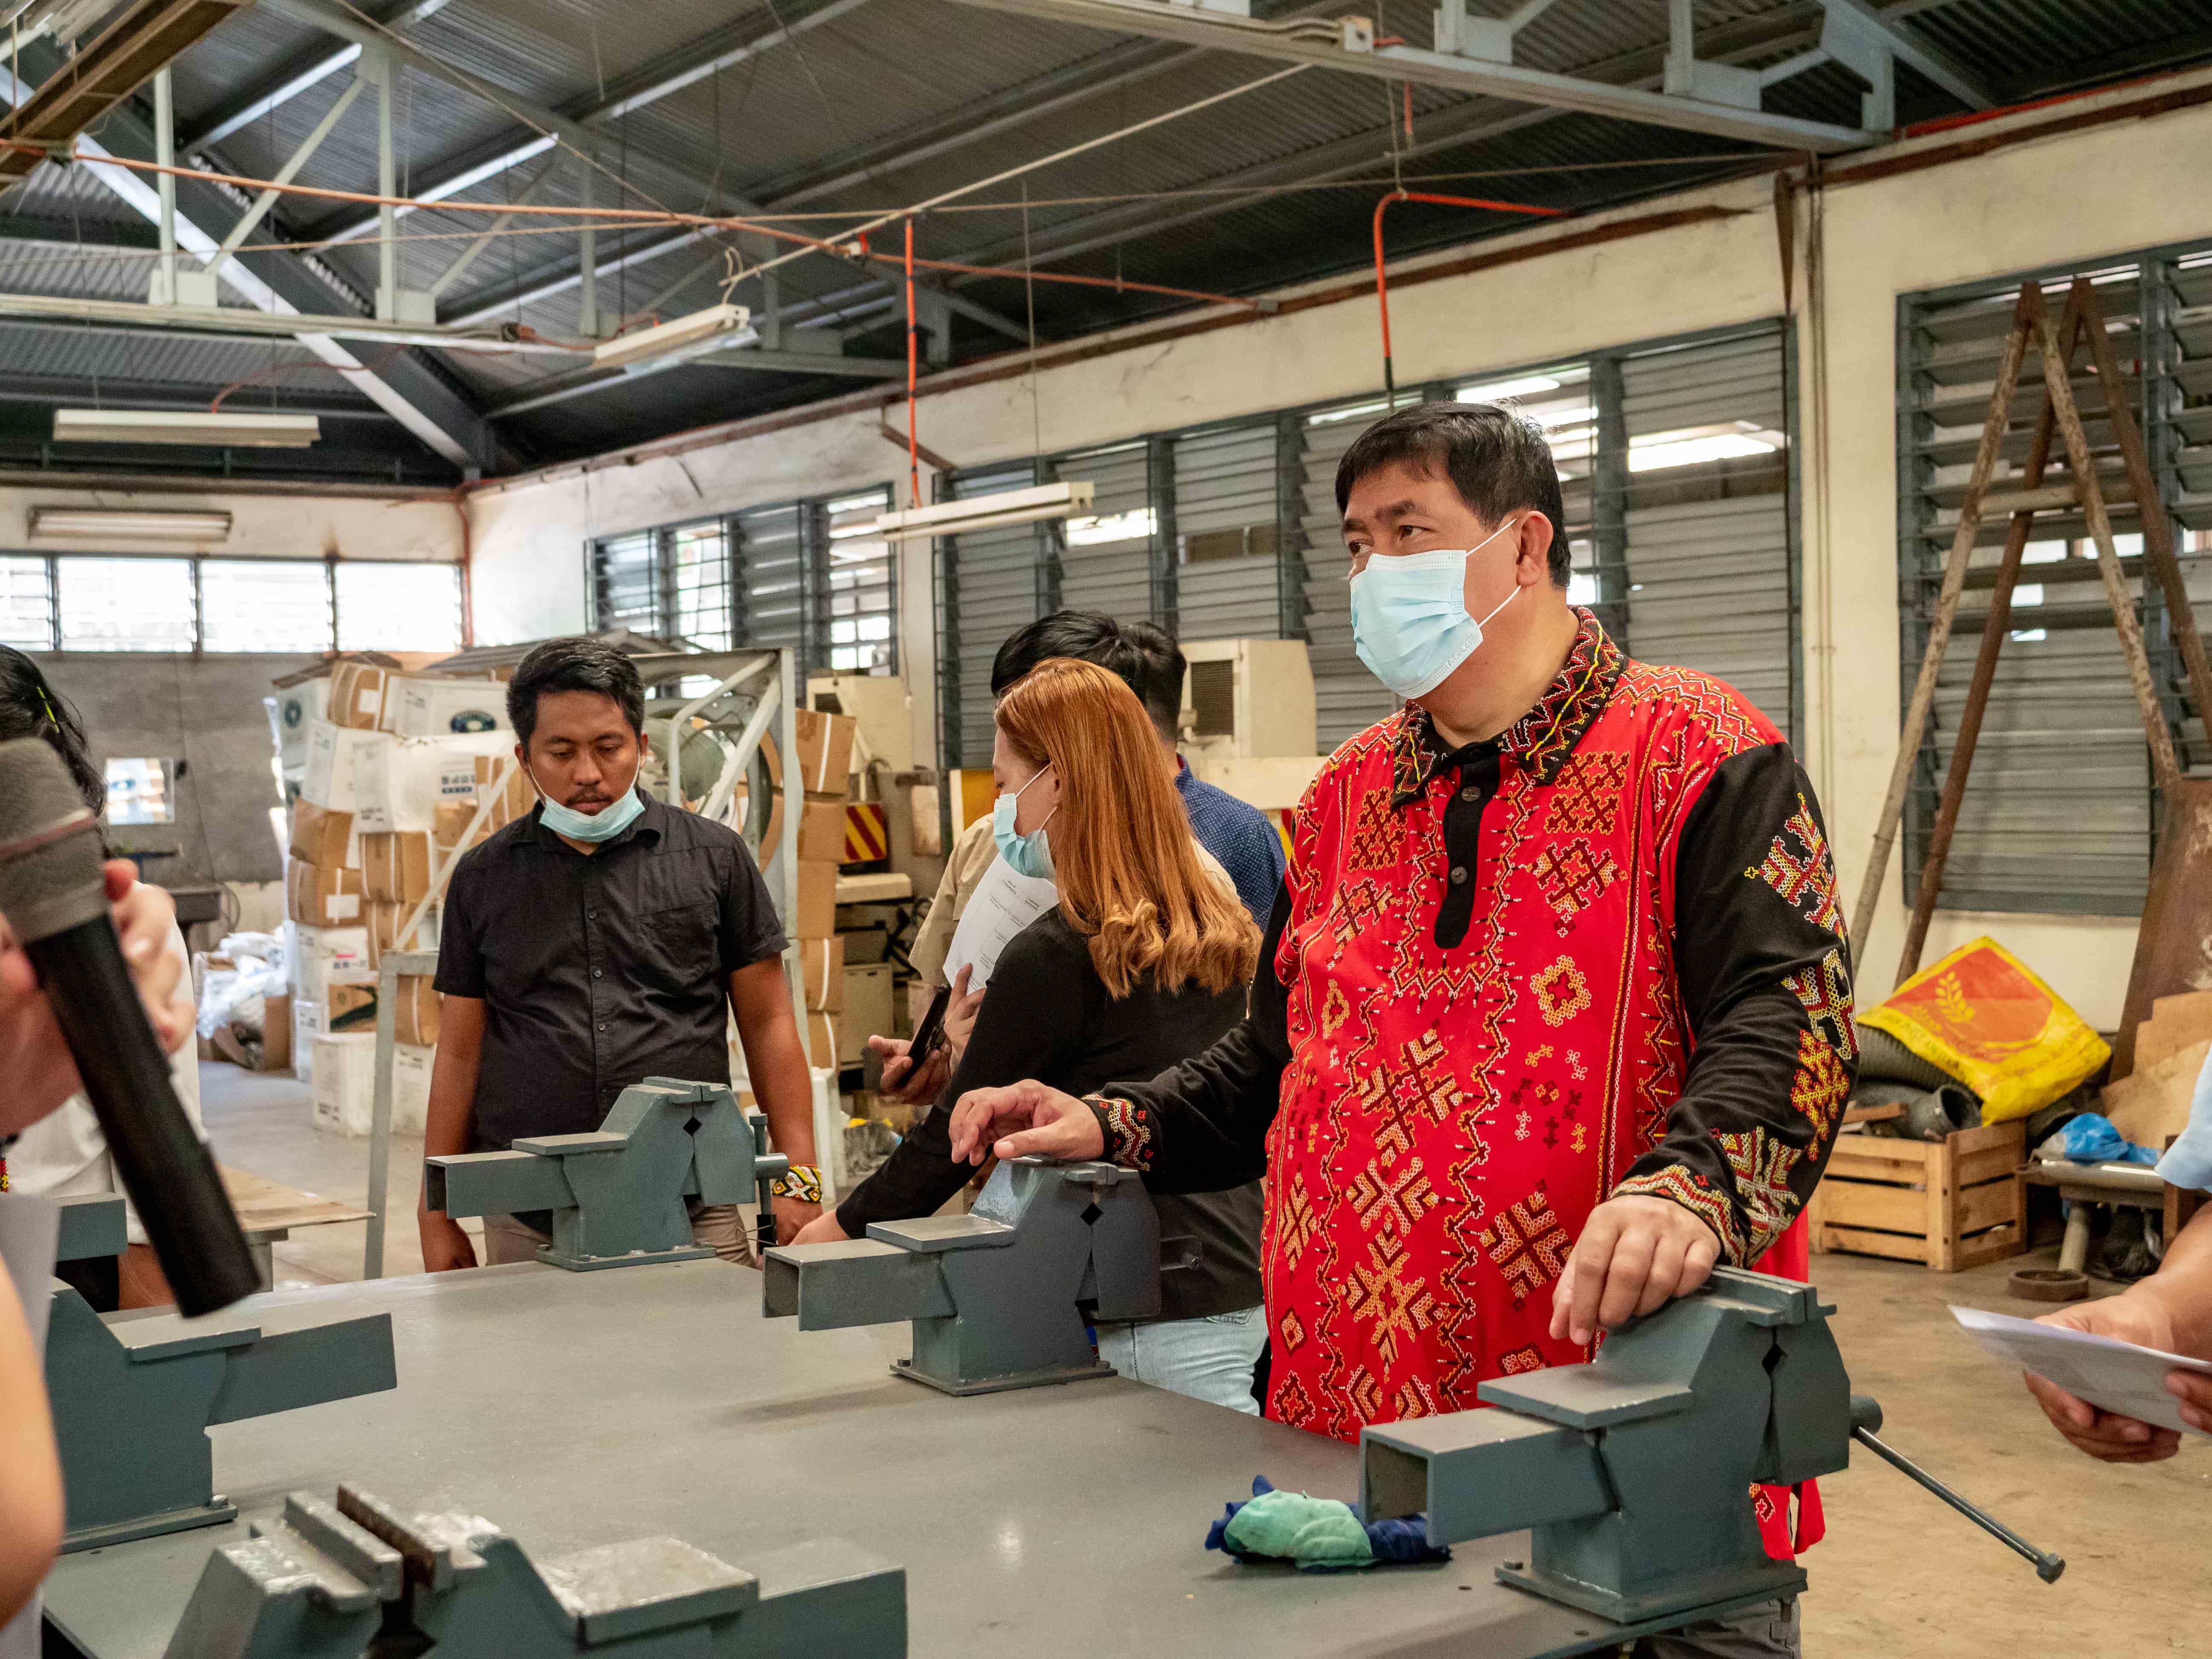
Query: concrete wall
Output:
[[466, 72, 2212, 1027], [35, 651, 295, 888]]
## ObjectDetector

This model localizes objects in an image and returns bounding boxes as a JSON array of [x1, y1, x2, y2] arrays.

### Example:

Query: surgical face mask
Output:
[[1348, 515, 1523, 700], [992, 766, 1057, 880], [534, 774, 647, 843]]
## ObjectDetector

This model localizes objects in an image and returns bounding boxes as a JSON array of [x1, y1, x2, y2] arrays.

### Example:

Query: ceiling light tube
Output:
[[29, 507, 233, 541], [872, 481, 1096, 544], [53, 408, 322, 448], [593, 304, 752, 372]]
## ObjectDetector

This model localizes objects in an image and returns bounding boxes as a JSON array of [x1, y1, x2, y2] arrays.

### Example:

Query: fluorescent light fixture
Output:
[[52, 408, 321, 448], [1456, 374, 1563, 403], [1627, 424, 1785, 473], [593, 304, 752, 371], [29, 507, 233, 541], [1066, 507, 1157, 547], [872, 481, 1096, 545]]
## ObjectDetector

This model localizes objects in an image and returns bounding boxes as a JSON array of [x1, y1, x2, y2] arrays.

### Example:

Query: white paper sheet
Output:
[[1950, 1304, 2212, 1438], [943, 855, 1059, 990]]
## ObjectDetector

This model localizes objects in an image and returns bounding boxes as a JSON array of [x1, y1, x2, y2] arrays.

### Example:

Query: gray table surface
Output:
[[43, 1259, 1636, 1658]]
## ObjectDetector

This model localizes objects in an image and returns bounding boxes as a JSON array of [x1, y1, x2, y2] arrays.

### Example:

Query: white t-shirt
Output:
[[7, 920, 204, 1246]]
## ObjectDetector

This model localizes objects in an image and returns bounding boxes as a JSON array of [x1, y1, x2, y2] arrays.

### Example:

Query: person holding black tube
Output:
[[0, 835, 195, 1642], [0, 649, 202, 1310]]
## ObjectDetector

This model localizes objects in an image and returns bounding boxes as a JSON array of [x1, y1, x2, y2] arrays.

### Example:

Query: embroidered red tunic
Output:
[[1093, 613, 1852, 1543]]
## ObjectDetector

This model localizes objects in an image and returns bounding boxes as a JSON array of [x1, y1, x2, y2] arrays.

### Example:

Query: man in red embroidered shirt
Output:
[[952, 402, 1853, 1657]]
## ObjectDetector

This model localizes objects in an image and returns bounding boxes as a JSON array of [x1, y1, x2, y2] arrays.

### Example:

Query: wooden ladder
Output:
[[1852, 276, 2212, 985]]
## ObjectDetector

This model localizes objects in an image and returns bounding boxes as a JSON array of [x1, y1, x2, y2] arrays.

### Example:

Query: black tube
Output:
[[26, 916, 260, 1316]]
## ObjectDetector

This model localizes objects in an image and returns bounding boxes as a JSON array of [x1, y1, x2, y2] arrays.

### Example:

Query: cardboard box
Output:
[[797, 797, 847, 864], [433, 755, 532, 852], [800, 935, 844, 1011], [262, 991, 292, 1073], [391, 1041, 434, 1135], [326, 980, 378, 1033], [362, 831, 432, 905], [302, 718, 385, 812], [842, 963, 895, 1065], [328, 662, 390, 731], [793, 860, 838, 939], [289, 800, 357, 870], [792, 708, 856, 797], [803, 1010, 838, 1069], [366, 899, 438, 970], [311, 1034, 377, 1134], [286, 859, 364, 928], [384, 676, 506, 739], [291, 998, 323, 1082], [311, 1033, 434, 1137], [290, 924, 370, 1003], [266, 678, 327, 772], [356, 734, 512, 834], [393, 975, 439, 1047]]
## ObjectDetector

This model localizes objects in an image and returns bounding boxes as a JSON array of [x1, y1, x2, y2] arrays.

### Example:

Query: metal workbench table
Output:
[[44, 1259, 1654, 1658]]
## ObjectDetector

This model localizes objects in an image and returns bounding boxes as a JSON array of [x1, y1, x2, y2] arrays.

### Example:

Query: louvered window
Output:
[[1899, 251, 2212, 915]]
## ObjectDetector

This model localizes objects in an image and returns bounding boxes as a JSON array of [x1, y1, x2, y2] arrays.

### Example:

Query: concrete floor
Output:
[[195, 1060, 2206, 1656]]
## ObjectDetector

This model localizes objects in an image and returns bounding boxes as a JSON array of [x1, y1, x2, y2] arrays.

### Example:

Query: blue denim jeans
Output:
[[1093, 1306, 1266, 1414]]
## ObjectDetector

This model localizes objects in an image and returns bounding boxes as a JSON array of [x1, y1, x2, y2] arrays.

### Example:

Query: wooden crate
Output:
[[1810, 1118, 2026, 1272]]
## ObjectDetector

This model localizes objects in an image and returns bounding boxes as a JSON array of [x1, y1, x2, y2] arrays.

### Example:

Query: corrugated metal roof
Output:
[[2, 0, 2209, 477]]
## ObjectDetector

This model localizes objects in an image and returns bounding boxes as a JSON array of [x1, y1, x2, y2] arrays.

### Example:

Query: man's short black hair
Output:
[[991, 610, 1185, 742], [1334, 401, 1571, 587], [507, 637, 646, 749]]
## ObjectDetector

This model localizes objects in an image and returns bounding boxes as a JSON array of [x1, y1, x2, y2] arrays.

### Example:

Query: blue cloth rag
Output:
[[2060, 1113, 2157, 1166], [1205, 1477, 1450, 1572]]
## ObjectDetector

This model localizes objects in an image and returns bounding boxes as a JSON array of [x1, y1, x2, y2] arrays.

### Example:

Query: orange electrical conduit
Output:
[[1373, 189, 1564, 398]]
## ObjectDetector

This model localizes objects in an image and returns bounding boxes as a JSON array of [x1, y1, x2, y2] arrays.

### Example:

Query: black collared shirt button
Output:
[[1450, 866, 1468, 885], [593, 968, 603, 979], [597, 1022, 608, 1032]]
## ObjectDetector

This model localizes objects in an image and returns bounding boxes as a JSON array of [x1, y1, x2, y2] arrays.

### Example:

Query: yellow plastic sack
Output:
[[1860, 936, 2109, 1124]]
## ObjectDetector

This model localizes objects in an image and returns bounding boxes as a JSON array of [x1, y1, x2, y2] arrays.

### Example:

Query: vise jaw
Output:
[[426, 1077, 788, 1271], [1361, 1267, 1852, 1627], [161, 1483, 907, 1659], [763, 1156, 1167, 1395], [45, 1284, 397, 1552]]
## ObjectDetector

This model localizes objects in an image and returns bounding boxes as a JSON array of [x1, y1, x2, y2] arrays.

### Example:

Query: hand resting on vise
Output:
[[0, 861, 186, 1137], [947, 1080, 1104, 1166]]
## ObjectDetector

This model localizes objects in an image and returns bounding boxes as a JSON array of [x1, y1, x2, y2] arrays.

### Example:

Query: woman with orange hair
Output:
[[798, 657, 1269, 1410]]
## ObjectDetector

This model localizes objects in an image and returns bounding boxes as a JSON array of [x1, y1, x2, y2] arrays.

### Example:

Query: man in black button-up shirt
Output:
[[417, 639, 819, 1271]]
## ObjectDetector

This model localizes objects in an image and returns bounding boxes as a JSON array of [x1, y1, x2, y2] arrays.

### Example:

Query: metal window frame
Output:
[[1895, 239, 2210, 917], [587, 487, 902, 678]]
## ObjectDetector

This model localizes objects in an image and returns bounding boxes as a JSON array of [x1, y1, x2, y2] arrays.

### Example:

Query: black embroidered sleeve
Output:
[[1612, 744, 1855, 1264], [1095, 880, 1291, 1193]]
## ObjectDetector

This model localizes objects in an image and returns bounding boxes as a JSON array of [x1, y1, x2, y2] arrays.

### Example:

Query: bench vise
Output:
[[162, 1482, 906, 1659], [1362, 1267, 1845, 1627], [763, 1156, 1172, 1395], [1361, 1266, 2064, 1630], [46, 1255, 397, 1552], [426, 1078, 789, 1271]]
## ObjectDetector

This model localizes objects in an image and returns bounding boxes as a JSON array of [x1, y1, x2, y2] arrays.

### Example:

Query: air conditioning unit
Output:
[[1178, 638, 1316, 762]]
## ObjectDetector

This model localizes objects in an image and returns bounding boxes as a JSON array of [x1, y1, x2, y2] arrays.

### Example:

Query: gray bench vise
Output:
[[163, 1482, 906, 1658], [45, 1196, 398, 1553], [1361, 1266, 2067, 1633], [426, 1077, 789, 1271], [1361, 1267, 1847, 1629], [763, 1156, 1173, 1395]]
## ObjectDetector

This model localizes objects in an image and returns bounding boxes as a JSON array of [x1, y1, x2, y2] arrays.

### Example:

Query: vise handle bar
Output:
[[1850, 1395, 2064, 1583]]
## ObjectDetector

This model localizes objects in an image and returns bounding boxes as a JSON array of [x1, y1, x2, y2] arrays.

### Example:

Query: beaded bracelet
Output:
[[772, 1164, 824, 1205]]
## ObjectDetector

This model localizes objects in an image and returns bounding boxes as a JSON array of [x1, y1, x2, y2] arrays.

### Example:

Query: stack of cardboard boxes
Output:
[[791, 708, 857, 1071], [273, 658, 517, 1138]]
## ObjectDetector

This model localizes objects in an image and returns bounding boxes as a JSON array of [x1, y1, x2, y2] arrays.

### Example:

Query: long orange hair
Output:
[[994, 658, 1260, 998]]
